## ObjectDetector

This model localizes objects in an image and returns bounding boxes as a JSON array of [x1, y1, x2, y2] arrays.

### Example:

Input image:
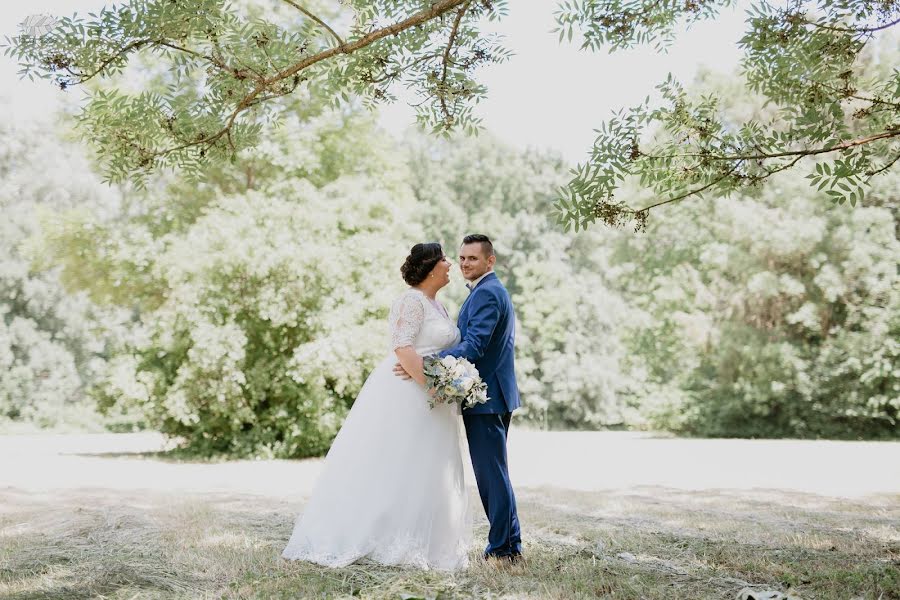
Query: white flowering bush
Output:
[[408, 133, 638, 429], [0, 107, 132, 430], [86, 177, 419, 457], [614, 168, 899, 439], [0, 310, 81, 426], [23, 100, 421, 453], [408, 123, 898, 438], [14, 77, 897, 446]]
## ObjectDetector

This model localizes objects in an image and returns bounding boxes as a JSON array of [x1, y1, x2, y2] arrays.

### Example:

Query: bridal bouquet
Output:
[[423, 355, 489, 410]]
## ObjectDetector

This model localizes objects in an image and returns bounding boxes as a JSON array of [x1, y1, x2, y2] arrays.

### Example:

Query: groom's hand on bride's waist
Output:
[[393, 362, 413, 380]]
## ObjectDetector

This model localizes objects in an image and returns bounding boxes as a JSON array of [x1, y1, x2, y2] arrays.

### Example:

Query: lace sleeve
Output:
[[389, 292, 426, 350]]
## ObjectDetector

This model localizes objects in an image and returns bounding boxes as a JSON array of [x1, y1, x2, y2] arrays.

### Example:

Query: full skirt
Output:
[[281, 354, 472, 570]]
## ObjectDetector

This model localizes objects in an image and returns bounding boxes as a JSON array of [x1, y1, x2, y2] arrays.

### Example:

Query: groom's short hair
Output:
[[462, 234, 494, 258]]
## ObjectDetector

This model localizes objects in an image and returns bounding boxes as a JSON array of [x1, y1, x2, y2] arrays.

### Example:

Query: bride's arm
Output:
[[390, 293, 427, 385], [394, 346, 425, 386]]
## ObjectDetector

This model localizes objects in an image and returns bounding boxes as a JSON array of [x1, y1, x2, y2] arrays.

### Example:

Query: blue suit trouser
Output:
[[463, 412, 522, 558]]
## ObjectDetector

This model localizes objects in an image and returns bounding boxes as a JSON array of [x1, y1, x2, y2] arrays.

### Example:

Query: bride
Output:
[[282, 242, 472, 570]]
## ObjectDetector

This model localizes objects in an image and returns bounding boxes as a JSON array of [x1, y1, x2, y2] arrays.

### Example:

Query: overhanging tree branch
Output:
[[9, 0, 898, 229], [804, 77, 900, 110], [640, 130, 900, 162], [438, 1, 472, 123], [865, 150, 900, 178], [39, 37, 258, 88], [804, 15, 900, 35], [280, 0, 345, 48], [65, 39, 152, 85], [93, 0, 472, 163], [637, 162, 743, 212]]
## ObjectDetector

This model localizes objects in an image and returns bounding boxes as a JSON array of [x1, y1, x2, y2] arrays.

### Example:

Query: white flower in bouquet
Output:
[[463, 362, 479, 378], [423, 356, 489, 410], [451, 363, 467, 379]]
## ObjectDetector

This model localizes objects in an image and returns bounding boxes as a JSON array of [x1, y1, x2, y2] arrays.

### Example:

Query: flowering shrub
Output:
[[0, 110, 130, 430], [90, 179, 420, 456], [615, 170, 900, 439]]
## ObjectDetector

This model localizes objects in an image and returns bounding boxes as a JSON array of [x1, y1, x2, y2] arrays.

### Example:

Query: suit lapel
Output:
[[457, 272, 497, 328], [458, 294, 471, 329]]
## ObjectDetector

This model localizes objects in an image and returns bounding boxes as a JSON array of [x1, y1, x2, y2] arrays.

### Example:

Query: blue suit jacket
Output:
[[439, 273, 520, 415]]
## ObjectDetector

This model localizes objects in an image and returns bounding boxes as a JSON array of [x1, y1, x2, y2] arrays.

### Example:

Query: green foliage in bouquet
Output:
[[423, 355, 488, 409]]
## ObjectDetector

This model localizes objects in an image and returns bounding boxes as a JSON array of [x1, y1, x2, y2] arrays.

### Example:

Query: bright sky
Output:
[[1, 1, 750, 163]]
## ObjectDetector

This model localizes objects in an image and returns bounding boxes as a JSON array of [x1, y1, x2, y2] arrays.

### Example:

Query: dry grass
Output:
[[2, 432, 898, 598], [2, 484, 898, 599]]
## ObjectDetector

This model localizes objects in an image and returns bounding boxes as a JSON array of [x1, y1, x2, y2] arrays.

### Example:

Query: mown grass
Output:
[[1, 485, 897, 599]]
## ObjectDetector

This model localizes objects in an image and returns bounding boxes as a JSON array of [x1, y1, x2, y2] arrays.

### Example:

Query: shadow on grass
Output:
[[1, 486, 897, 599], [62, 449, 242, 464]]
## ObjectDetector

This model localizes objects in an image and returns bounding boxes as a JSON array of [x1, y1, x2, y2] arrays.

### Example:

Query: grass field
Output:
[[1, 432, 898, 599]]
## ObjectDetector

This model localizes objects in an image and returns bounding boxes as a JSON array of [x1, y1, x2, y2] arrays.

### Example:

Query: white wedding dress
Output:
[[282, 288, 472, 570]]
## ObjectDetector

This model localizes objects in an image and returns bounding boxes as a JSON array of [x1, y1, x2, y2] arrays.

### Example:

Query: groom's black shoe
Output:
[[484, 552, 526, 572], [484, 552, 525, 564]]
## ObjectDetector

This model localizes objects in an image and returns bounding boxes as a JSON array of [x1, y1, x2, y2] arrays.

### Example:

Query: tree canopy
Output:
[[6, 0, 898, 230], [3, 79, 896, 447]]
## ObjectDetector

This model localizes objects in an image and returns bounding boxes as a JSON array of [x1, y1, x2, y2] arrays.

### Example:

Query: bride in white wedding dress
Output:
[[282, 243, 472, 570]]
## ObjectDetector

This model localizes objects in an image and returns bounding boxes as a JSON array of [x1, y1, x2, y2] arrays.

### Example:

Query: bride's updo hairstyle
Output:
[[401, 242, 443, 286]]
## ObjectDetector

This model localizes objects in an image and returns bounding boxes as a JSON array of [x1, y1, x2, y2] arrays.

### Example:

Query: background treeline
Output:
[[1, 68, 897, 455]]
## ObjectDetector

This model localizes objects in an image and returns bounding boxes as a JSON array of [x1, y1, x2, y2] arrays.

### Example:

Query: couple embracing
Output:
[[282, 234, 523, 570]]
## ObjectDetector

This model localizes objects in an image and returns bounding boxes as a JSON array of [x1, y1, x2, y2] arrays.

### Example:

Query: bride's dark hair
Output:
[[401, 243, 443, 286]]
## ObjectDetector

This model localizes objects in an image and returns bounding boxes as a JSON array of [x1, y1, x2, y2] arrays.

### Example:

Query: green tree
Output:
[[0, 103, 132, 429], [554, 0, 900, 230], [90, 182, 420, 457], [597, 67, 899, 438], [41, 103, 423, 456], [5, 0, 508, 187], [7, 0, 898, 229], [408, 133, 639, 428], [614, 165, 899, 438]]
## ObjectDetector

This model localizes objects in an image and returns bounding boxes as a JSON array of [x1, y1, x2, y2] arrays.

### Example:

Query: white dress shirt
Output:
[[466, 270, 493, 291]]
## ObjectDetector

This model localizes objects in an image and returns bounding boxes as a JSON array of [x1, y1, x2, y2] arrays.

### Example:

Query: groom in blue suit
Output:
[[439, 234, 522, 562]]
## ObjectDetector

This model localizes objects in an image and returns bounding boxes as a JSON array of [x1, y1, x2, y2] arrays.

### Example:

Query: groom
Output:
[[400, 234, 522, 562]]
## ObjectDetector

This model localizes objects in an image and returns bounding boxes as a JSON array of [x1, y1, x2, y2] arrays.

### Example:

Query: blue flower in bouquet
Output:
[[423, 356, 489, 409]]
